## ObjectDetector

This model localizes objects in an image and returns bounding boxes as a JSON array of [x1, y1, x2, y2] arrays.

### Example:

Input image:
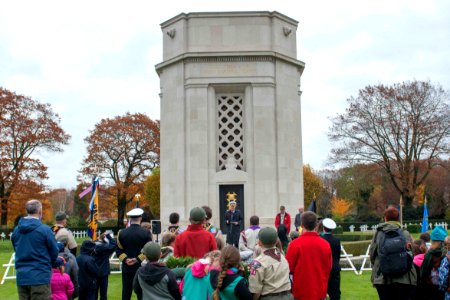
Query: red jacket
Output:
[[275, 212, 291, 233], [286, 231, 332, 300], [174, 224, 218, 259]]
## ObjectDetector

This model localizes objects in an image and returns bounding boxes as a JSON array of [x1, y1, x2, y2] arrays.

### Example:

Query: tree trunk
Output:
[[117, 194, 127, 229], [0, 183, 9, 225], [0, 198, 8, 225]]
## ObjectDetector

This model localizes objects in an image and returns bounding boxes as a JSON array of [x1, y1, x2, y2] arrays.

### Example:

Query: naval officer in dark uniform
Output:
[[321, 218, 341, 300], [116, 208, 152, 300]]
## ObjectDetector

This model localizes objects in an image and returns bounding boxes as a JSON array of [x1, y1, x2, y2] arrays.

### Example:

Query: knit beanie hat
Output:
[[431, 226, 447, 242], [258, 227, 278, 246], [143, 242, 161, 261], [190, 207, 207, 222]]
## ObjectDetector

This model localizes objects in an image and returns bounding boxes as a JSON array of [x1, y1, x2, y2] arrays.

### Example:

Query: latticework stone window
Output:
[[217, 95, 244, 170]]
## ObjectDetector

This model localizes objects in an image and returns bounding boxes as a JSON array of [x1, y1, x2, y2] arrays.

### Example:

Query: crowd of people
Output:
[[10, 199, 450, 300], [368, 206, 450, 300]]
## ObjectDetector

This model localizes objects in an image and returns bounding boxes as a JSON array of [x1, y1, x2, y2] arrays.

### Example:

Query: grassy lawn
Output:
[[0, 239, 378, 299]]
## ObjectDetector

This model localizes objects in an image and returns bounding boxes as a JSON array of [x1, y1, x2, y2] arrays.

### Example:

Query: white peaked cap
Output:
[[322, 218, 337, 230], [127, 208, 144, 217]]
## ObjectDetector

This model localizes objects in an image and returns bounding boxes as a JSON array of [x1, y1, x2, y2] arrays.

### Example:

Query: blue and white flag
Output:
[[421, 197, 428, 233]]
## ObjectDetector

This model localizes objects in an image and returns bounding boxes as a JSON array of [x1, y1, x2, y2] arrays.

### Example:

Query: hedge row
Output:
[[342, 240, 371, 256], [334, 234, 373, 242]]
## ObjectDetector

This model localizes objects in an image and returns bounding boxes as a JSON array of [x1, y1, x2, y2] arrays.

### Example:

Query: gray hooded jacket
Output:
[[369, 221, 417, 286]]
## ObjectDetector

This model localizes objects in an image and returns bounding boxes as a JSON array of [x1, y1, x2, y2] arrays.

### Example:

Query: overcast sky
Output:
[[1, 0, 449, 189]]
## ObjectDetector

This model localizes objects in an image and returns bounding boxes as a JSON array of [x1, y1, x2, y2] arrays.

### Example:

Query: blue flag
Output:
[[421, 199, 428, 233], [307, 200, 317, 213]]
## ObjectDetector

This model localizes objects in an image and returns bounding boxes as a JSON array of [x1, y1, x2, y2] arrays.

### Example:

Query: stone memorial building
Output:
[[156, 11, 305, 231]]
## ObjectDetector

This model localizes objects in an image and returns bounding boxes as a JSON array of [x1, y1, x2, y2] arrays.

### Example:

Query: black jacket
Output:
[[76, 241, 100, 290], [116, 224, 152, 273], [94, 234, 117, 277], [322, 233, 341, 272], [294, 213, 302, 229]]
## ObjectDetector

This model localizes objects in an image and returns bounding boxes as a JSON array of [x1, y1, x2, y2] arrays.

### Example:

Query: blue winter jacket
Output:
[[11, 217, 59, 286]]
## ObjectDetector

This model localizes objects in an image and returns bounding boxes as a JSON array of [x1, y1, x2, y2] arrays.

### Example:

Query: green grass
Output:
[[0, 240, 136, 300], [0, 239, 379, 299]]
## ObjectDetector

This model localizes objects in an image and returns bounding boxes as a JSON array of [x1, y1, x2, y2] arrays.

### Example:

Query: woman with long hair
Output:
[[208, 246, 251, 300]]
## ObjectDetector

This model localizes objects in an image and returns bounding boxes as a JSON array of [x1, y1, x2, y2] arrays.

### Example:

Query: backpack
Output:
[[378, 227, 413, 277]]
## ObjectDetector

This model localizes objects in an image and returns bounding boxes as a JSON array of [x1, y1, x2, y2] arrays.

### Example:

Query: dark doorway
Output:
[[219, 184, 244, 234]]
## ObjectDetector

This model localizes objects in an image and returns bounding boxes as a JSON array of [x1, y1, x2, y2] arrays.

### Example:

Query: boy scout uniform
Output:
[[249, 227, 293, 299]]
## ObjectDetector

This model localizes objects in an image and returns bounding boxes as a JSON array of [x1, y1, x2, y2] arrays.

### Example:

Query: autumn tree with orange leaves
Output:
[[330, 197, 353, 221], [81, 113, 159, 227], [329, 80, 450, 208], [0, 87, 70, 225]]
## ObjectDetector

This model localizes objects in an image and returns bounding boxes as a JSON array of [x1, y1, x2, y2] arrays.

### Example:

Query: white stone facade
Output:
[[156, 11, 305, 229]]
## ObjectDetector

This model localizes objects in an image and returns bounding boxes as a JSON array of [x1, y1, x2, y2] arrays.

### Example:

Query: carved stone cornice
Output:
[[155, 51, 305, 76]]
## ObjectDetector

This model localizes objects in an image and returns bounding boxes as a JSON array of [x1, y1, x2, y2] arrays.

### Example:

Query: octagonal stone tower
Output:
[[156, 11, 305, 231]]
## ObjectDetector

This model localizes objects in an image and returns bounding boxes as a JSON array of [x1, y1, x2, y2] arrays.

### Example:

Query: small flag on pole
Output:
[[421, 197, 428, 233], [307, 200, 317, 213], [87, 176, 100, 240]]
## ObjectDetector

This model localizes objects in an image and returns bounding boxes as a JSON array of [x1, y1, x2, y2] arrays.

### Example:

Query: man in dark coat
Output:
[[225, 201, 242, 247], [321, 218, 341, 300], [294, 207, 304, 231], [116, 208, 152, 300]]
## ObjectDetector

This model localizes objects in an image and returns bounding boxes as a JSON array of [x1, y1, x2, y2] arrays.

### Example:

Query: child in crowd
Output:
[[51, 256, 75, 300], [160, 232, 176, 263], [216, 236, 225, 251], [93, 233, 117, 300], [438, 236, 450, 300], [249, 227, 292, 300], [167, 212, 184, 235], [289, 230, 300, 242], [277, 224, 289, 252], [180, 250, 221, 299], [208, 246, 252, 300], [77, 240, 100, 300], [133, 242, 181, 300], [56, 235, 79, 300], [412, 239, 428, 300], [239, 216, 261, 263], [420, 232, 432, 249], [202, 206, 223, 239], [420, 226, 447, 300]]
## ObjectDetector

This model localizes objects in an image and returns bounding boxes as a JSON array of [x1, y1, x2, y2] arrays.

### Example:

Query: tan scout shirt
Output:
[[54, 226, 77, 250], [249, 248, 291, 296]]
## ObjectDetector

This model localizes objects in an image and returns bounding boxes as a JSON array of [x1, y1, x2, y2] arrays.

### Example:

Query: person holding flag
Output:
[[79, 176, 100, 241], [88, 176, 100, 241]]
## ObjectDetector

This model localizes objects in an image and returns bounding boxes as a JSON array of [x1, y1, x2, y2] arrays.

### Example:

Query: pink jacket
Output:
[[51, 269, 74, 300], [413, 253, 425, 267]]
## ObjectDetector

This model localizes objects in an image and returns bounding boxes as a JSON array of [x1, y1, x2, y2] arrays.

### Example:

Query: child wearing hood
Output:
[[76, 240, 100, 300], [133, 242, 181, 300], [51, 256, 75, 300], [180, 250, 221, 299], [420, 226, 447, 300]]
